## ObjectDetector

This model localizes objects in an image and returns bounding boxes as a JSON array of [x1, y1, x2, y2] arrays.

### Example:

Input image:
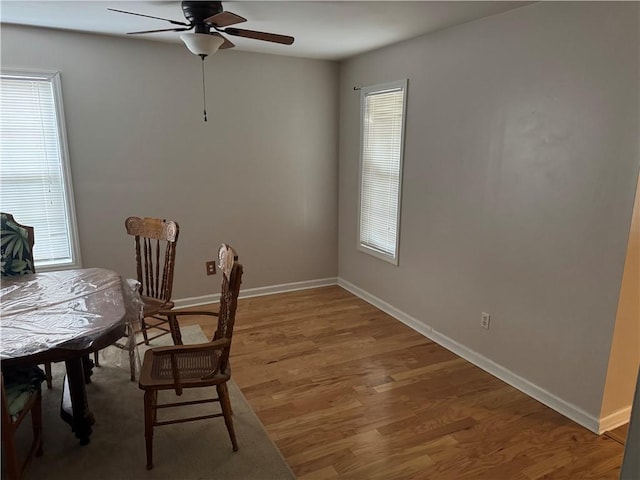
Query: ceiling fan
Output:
[[109, 1, 295, 121], [109, 1, 295, 55]]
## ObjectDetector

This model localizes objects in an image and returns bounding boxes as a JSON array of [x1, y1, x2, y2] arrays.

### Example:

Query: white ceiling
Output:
[[1, 1, 532, 60]]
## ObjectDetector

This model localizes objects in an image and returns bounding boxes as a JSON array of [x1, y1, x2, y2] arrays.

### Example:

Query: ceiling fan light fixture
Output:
[[180, 33, 224, 57]]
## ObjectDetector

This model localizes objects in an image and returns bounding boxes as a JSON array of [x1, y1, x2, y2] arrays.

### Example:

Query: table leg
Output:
[[61, 357, 95, 445], [82, 355, 94, 384]]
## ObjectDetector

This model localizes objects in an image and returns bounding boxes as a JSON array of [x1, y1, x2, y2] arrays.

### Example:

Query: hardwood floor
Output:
[[179, 286, 624, 479]]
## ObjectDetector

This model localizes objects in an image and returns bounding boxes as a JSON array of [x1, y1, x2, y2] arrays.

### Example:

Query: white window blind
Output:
[[358, 80, 407, 264], [0, 70, 81, 269]]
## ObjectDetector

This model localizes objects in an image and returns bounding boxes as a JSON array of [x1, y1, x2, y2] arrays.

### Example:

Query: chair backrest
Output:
[[125, 216, 179, 303], [213, 244, 243, 371], [0, 212, 35, 276]]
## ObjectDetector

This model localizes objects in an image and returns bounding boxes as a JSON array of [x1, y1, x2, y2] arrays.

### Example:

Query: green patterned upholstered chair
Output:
[[0, 213, 52, 389], [0, 213, 35, 277]]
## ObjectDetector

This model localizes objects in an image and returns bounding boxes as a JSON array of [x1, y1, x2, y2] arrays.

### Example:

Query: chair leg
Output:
[[128, 342, 136, 382], [217, 383, 238, 452], [141, 317, 150, 346], [168, 314, 183, 346], [2, 425, 19, 480], [144, 390, 154, 470], [32, 389, 43, 457], [93, 351, 100, 367], [44, 363, 52, 390], [152, 391, 158, 424]]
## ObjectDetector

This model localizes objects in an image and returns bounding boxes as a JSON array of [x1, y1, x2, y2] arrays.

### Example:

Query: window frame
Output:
[[357, 79, 408, 265], [0, 69, 82, 271]]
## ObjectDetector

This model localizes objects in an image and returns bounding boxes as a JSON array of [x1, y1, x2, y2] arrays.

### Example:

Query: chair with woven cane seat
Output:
[[138, 243, 243, 470], [1, 367, 45, 480], [94, 216, 179, 376], [126, 216, 180, 345], [0, 213, 52, 390]]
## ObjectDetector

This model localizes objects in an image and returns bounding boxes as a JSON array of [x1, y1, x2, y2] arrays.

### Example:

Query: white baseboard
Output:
[[173, 277, 338, 309], [600, 406, 632, 433], [337, 277, 603, 434]]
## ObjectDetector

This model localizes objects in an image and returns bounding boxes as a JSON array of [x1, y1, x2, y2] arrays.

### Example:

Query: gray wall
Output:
[[1, 25, 339, 299], [339, 1, 639, 418]]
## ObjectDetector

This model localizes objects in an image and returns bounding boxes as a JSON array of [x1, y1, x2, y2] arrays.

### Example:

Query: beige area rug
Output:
[[14, 326, 295, 480]]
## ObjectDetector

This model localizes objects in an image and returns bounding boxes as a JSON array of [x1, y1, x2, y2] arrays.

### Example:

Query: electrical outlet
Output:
[[480, 312, 490, 329], [205, 261, 216, 275]]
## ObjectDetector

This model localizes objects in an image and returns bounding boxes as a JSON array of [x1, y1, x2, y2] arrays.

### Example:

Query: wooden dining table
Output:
[[0, 268, 142, 445]]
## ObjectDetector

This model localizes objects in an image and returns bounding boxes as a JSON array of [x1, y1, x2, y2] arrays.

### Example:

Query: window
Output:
[[1, 70, 81, 270], [358, 79, 408, 264]]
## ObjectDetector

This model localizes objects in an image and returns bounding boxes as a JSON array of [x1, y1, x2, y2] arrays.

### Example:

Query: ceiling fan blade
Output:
[[211, 33, 235, 50], [204, 11, 247, 28], [107, 8, 191, 27], [222, 28, 294, 45], [127, 27, 193, 35]]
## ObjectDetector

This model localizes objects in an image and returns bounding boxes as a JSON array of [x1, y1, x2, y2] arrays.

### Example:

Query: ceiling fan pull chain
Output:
[[201, 55, 208, 122]]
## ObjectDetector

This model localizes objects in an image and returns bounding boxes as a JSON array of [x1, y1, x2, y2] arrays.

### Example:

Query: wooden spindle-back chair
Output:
[[126, 216, 180, 345], [138, 243, 243, 470], [93, 216, 180, 379]]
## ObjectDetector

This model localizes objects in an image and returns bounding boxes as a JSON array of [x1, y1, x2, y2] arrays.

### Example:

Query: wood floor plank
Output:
[[182, 285, 625, 479]]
